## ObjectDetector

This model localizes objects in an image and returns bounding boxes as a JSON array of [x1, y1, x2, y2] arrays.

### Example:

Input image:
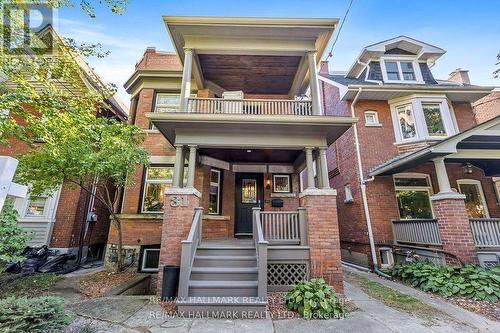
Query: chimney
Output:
[[319, 60, 330, 74], [145, 47, 156, 54], [448, 68, 470, 85]]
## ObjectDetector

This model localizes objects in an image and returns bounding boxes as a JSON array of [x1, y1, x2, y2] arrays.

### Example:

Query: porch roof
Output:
[[369, 116, 500, 177], [163, 16, 338, 96]]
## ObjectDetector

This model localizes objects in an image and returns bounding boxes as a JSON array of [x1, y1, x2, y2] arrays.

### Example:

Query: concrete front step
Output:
[[190, 267, 258, 281], [188, 280, 258, 297], [193, 255, 257, 267], [177, 296, 267, 319]]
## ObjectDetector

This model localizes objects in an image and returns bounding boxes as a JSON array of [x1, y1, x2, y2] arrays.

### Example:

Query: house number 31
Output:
[[170, 195, 189, 207]]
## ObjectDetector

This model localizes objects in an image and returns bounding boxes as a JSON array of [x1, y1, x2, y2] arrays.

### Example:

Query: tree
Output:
[[15, 112, 149, 271], [0, 200, 31, 272]]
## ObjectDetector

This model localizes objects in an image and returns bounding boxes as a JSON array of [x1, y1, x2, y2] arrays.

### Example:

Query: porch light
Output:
[[462, 163, 473, 175], [266, 177, 271, 190]]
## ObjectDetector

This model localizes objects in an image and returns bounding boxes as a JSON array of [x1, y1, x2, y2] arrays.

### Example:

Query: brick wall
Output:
[[473, 90, 500, 124]]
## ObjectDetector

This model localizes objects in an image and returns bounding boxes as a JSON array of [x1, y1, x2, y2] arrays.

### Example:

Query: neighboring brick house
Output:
[[110, 16, 356, 314], [319, 36, 500, 269], [0, 25, 128, 262]]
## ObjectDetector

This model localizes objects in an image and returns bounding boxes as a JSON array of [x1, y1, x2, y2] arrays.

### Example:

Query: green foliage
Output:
[[0, 296, 73, 333], [0, 200, 31, 271], [0, 273, 63, 298], [392, 262, 500, 302], [285, 278, 347, 319]]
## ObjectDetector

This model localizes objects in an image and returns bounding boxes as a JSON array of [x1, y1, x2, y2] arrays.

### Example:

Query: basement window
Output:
[[379, 247, 394, 268], [140, 246, 160, 273]]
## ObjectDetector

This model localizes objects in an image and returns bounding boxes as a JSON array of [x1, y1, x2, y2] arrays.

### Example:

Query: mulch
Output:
[[448, 296, 500, 322], [77, 271, 139, 298]]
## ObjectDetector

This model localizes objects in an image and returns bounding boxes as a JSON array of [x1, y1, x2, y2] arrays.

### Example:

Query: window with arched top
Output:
[[364, 111, 380, 126]]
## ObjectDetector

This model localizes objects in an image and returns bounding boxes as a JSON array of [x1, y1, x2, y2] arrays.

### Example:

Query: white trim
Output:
[[457, 179, 490, 218], [393, 173, 435, 219], [272, 174, 291, 193], [380, 57, 424, 84], [208, 169, 221, 215], [364, 110, 381, 126], [318, 75, 349, 100], [141, 247, 160, 272]]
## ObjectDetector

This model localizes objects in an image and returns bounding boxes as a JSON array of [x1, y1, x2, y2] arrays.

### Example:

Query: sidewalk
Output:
[[63, 269, 499, 333]]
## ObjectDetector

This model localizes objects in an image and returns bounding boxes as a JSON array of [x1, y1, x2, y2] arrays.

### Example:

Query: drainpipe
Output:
[[350, 87, 391, 279]]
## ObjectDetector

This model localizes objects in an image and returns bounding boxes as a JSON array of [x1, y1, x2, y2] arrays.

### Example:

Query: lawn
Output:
[[0, 273, 63, 298]]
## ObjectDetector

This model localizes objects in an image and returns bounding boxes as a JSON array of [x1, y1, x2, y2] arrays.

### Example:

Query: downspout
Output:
[[350, 87, 391, 279]]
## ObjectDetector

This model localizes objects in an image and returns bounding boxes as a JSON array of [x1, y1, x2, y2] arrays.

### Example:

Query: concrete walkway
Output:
[[63, 270, 499, 333]]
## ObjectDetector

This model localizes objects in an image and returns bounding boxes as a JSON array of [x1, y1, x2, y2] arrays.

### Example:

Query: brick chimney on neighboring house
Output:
[[448, 68, 471, 85], [319, 60, 330, 74]]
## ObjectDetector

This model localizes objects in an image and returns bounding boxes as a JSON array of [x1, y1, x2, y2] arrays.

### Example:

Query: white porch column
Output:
[[305, 147, 316, 190], [318, 147, 330, 189], [179, 48, 194, 112], [186, 145, 197, 188], [172, 144, 185, 188], [307, 51, 323, 116], [433, 157, 452, 194]]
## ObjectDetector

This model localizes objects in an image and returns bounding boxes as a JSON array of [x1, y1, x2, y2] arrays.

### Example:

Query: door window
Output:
[[242, 179, 257, 203]]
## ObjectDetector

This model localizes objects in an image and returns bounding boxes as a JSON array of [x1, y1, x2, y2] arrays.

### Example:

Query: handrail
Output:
[[252, 207, 268, 299], [260, 211, 304, 245], [178, 207, 203, 298], [470, 218, 500, 247]]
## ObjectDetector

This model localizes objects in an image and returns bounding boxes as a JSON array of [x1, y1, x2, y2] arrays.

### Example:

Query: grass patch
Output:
[[0, 273, 63, 298], [345, 271, 442, 324]]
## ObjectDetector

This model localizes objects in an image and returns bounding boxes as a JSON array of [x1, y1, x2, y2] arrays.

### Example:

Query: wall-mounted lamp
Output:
[[462, 162, 473, 175], [266, 177, 271, 190]]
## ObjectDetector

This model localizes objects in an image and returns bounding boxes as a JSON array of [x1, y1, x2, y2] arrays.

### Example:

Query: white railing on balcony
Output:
[[186, 97, 312, 116], [470, 218, 500, 247], [392, 219, 442, 246]]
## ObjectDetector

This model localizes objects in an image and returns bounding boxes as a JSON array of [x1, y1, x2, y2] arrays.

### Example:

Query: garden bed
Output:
[[0, 273, 63, 298], [77, 271, 141, 298]]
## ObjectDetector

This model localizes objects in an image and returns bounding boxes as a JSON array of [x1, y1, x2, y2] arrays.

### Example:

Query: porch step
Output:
[[190, 267, 258, 281], [196, 246, 256, 256], [188, 280, 258, 297], [193, 255, 257, 267]]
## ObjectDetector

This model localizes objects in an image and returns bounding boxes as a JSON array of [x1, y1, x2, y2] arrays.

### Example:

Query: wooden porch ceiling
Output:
[[198, 54, 302, 95], [199, 148, 302, 164]]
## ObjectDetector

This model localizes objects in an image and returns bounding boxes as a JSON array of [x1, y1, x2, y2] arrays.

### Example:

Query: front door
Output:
[[235, 173, 264, 237]]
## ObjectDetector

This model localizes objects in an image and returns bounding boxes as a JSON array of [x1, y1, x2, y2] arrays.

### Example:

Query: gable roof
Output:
[[346, 36, 446, 79]]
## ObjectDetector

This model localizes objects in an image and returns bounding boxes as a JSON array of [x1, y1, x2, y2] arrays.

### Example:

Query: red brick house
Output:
[[112, 16, 357, 314], [0, 25, 128, 262], [319, 36, 500, 270]]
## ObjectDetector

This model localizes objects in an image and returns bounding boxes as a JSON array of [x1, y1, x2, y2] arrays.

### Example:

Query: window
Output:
[[273, 174, 291, 193], [242, 179, 257, 203], [209, 169, 222, 215], [382, 60, 419, 82], [379, 248, 394, 268], [394, 175, 434, 219], [25, 196, 48, 217], [385, 61, 400, 80], [422, 103, 446, 137], [344, 184, 353, 203], [396, 104, 417, 140], [457, 180, 489, 218], [141, 167, 174, 213], [154, 93, 180, 113], [364, 111, 380, 126], [140, 246, 160, 272]]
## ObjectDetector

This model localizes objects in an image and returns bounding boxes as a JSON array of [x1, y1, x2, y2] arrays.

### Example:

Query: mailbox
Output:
[[271, 199, 284, 208]]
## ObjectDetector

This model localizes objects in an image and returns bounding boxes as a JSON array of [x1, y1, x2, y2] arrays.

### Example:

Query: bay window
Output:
[[394, 175, 434, 220], [141, 166, 174, 213], [155, 93, 180, 113], [390, 95, 457, 143]]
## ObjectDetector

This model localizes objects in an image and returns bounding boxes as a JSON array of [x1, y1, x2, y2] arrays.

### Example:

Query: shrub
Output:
[[0, 296, 73, 333], [285, 278, 347, 319], [392, 262, 500, 302], [0, 200, 32, 271]]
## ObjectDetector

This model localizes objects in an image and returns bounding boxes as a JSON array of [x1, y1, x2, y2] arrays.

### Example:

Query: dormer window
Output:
[[380, 58, 423, 83]]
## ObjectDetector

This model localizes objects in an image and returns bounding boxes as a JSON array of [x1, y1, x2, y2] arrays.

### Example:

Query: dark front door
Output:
[[235, 173, 264, 237]]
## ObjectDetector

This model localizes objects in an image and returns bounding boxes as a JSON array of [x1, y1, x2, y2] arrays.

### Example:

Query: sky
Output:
[[56, 0, 500, 105]]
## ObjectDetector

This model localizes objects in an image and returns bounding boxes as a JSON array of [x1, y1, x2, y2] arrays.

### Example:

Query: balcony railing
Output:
[[470, 218, 500, 247], [186, 97, 312, 116], [392, 219, 442, 246]]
